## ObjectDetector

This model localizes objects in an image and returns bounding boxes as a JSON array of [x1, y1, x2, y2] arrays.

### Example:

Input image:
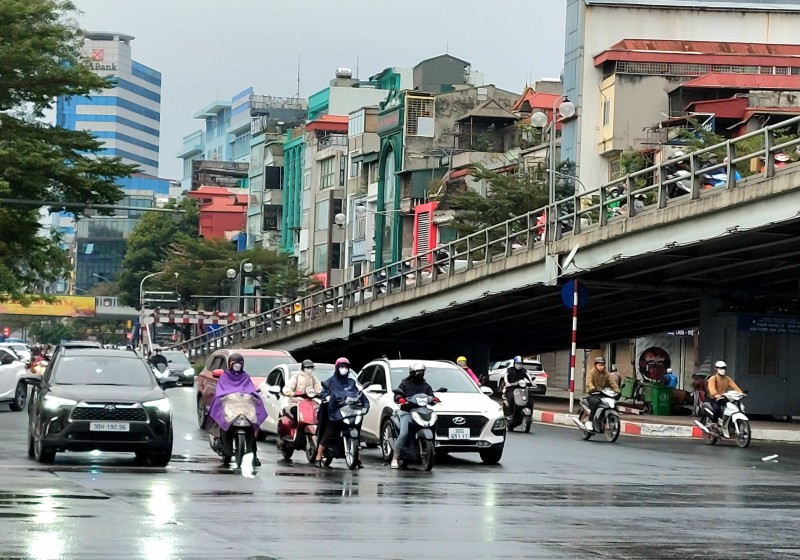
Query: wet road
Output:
[[1, 387, 800, 559]]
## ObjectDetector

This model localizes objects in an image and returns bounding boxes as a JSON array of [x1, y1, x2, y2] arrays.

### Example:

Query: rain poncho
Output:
[[209, 369, 268, 431]]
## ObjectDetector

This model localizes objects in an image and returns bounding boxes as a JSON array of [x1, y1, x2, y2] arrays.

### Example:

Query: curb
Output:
[[533, 410, 800, 443]]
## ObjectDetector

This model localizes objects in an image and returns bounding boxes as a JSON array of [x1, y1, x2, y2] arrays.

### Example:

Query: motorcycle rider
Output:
[[148, 346, 168, 369], [392, 362, 435, 469], [282, 359, 322, 420], [456, 356, 480, 385], [583, 357, 620, 431], [707, 360, 744, 428], [208, 353, 268, 467], [503, 356, 530, 418], [314, 357, 367, 468]]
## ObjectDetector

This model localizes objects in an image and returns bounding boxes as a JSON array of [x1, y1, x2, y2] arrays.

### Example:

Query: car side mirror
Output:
[[212, 369, 224, 378], [480, 386, 493, 395], [366, 384, 386, 394]]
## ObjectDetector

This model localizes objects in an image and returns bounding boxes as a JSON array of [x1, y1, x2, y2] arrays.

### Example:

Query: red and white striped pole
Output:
[[568, 278, 579, 414]]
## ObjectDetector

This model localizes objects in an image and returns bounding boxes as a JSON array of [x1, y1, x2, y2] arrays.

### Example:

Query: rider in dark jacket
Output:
[[392, 363, 435, 469], [504, 356, 530, 417]]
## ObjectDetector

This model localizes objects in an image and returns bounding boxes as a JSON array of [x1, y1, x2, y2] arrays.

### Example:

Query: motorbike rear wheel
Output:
[[344, 436, 359, 470], [702, 417, 718, 445], [577, 412, 592, 440], [305, 434, 317, 464], [234, 431, 246, 468], [735, 420, 751, 448], [279, 441, 294, 461], [604, 414, 621, 443], [419, 438, 434, 471]]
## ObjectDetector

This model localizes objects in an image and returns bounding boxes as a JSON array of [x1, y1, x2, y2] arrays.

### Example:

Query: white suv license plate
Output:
[[448, 428, 470, 439], [89, 422, 130, 432]]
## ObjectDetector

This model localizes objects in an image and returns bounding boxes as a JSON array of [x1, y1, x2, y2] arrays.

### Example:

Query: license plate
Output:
[[448, 427, 470, 439], [89, 422, 130, 432]]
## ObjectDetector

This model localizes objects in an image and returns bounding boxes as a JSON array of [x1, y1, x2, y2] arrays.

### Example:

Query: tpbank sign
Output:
[[86, 48, 117, 73]]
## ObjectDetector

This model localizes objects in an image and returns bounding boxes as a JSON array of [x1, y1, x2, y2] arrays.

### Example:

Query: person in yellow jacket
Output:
[[583, 357, 619, 430], [707, 360, 744, 426]]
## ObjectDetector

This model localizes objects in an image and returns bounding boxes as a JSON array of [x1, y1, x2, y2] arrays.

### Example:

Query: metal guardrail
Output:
[[171, 116, 800, 359]]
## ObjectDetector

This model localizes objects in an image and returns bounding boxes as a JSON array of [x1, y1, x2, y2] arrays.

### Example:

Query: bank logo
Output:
[[91, 48, 104, 61]]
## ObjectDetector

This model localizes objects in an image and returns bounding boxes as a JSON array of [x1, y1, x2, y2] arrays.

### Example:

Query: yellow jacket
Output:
[[707, 374, 743, 399], [585, 367, 620, 394]]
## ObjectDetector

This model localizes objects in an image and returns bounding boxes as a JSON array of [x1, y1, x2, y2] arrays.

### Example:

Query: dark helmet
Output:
[[302, 359, 314, 369], [228, 353, 245, 369]]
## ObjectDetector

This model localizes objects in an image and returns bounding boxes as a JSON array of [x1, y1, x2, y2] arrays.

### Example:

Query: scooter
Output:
[[666, 169, 692, 199], [503, 377, 534, 433], [694, 391, 751, 448], [209, 392, 259, 468], [381, 391, 439, 471], [277, 386, 320, 463], [573, 388, 621, 443], [320, 393, 369, 470]]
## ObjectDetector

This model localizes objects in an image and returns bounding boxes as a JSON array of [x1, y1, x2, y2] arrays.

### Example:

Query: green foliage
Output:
[[29, 320, 74, 345], [471, 124, 497, 152], [0, 0, 136, 301]]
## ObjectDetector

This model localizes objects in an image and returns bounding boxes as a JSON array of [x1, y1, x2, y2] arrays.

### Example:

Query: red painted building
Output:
[[186, 186, 248, 241]]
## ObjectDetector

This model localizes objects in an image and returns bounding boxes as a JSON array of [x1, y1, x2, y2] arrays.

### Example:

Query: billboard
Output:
[[0, 296, 96, 318]]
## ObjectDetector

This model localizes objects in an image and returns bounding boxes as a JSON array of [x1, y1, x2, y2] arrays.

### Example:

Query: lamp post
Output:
[[335, 203, 402, 284], [227, 260, 253, 317], [92, 273, 112, 283]]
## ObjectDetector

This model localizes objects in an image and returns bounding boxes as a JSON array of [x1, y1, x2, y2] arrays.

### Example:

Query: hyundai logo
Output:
[[452, 417, 466, 425], [104, 404, 116, 412]]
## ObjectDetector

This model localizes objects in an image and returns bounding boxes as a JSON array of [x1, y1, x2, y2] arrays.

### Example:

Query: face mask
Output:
[[303, 368, 314, 374], [231, 363, 243, 373], [338, 367, 349, 376], [718, 369, 726, 376]]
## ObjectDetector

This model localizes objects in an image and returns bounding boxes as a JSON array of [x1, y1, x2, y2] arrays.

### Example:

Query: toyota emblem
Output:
[[452, 417, 466, 425], [104, 404, 116, 412]]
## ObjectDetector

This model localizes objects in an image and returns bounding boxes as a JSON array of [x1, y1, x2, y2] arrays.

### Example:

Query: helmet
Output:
[[334, 357, 350, 368], [456, 356, 467, 365], [228, 353, 244, 369], [301, 359, 314, 369], [594, 357, 606, 365], [715, 360, 727, 369], [513, 356, 522, 364], [410, 362, 426, 378], [672, 150, 685, 159]]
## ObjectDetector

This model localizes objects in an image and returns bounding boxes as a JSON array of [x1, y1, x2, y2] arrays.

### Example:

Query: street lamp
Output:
[[139, 271, 165, 310], [228, 259, 253, 316], [92, 273, 112, 283]]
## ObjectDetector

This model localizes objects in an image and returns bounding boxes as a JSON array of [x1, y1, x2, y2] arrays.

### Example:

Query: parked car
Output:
[[487, 359, 548, 395], [257, 363, 337, 435], [356, 359, 506, 464], [0, 343, 31, 365], [195, 349, 295, 429], [0, 348, 32, 411], [25, 348, 176, 465], [161, 350, 195, 387]]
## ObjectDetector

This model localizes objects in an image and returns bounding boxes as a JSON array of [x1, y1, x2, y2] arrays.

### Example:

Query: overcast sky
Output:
[[72, 0, 567, 180]]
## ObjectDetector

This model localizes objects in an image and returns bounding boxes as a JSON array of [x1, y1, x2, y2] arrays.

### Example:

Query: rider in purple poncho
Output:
[[207, 353, 268, 466]]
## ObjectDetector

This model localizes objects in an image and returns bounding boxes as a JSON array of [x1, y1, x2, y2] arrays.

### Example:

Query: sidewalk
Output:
[[531, 389, 800, 443]]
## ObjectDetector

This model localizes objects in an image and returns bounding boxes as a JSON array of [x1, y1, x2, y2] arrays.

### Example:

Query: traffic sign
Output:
[[561, 280, 589, 311]]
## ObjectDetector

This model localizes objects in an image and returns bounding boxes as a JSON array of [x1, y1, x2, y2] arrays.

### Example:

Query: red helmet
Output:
[[334, 357, 350, 368]]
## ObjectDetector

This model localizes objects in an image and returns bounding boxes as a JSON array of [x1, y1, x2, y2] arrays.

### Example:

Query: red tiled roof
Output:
[[306, 114, 349, 133], [200, 198, 246, 213], [512, 87, 563, 112], [186, 186, 235, 197], [679, 73, 800, 90]]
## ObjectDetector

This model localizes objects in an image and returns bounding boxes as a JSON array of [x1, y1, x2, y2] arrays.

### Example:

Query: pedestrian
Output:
[[456, 356, 480, 385]]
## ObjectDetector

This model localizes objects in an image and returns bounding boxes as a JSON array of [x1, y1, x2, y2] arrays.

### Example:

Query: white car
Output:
[[0, 347, 31, 411], [0, 343, 31, 365], [258, 363, 337, 435], [487, 359, 548, 395], [356, 359, 506, 464]]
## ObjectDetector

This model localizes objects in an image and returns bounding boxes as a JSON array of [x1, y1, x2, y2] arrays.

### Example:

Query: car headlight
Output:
[[43, 395, 77, 410], [411, 411, 438, 427], [183, 368, 194, 376], [143, 398, 171, 413], [492, 418, 507, 430]]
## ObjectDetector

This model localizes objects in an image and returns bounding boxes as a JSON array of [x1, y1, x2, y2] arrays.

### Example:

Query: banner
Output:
[[0, 296, 96, 318]]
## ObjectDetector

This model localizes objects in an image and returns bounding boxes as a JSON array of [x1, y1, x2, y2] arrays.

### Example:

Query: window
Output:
[[357, 365, 375, 387], [747, 334, 778, 376], [320, 157, 335, 189], [405, 96, 435, 136], [350, 159, 360, 178], [331, 242, 342, 269], [603, 99, 611, 126], [348, 111, 365, 137], [371, 365, 387, 390], [315, 200, 330, 231], [265, 368, 284, 389], [313, 243, 328, 273], [339, 156, 346, 186], [354, 211, 366, 241]]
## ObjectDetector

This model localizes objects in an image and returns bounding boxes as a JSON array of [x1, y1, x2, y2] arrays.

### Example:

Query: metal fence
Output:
[[171, 116, 800, 360]]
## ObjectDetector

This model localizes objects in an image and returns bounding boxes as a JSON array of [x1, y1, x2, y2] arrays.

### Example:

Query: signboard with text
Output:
[[0, 296, 96, 318], [738, 314, 800, 335]]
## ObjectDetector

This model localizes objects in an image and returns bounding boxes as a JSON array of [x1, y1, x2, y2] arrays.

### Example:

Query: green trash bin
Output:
[[620, 376, 636, 400], [641, 381, 656, 404], [650, 384, 673, 416]]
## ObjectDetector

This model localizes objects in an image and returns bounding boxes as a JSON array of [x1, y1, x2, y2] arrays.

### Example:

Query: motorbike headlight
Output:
[[492, 418, 507, 430], [43, 395, 77, 410], [411, 411, 438, 427], [143, 398, 171, 413], [740, 404, 745, 412]]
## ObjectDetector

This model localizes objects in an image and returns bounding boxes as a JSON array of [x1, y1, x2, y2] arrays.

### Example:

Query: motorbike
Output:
[[694, 391, 751, 448], [573, 388, 621, 443], [277, 386, 320, 463], [209, 392, 259, 468], [666, 169, 692, 199], [320, 393, 368, 470], [502, 377, 534, 433], [381, 391, 438, 471]]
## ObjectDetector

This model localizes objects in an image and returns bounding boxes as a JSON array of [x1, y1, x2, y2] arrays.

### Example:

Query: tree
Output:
[[0, 0, 137, 301], [116, 198, 199, 307], [88, 281, 119, 297], [29, 320, 74, 345]]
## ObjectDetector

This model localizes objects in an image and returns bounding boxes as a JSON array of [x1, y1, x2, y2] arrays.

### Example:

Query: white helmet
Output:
[[715, 360, 727, 368]]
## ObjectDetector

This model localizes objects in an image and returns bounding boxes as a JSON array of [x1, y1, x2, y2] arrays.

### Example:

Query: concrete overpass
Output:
[[175, 118, 800, 401]]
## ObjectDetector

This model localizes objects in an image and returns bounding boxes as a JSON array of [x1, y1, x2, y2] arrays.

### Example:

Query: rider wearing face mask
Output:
[[315, 357, 367, 467], [504, 356, 530, 407], [392, 362, 435, 469], [282, 359, 323, 419], [707, 360, 743, 427]]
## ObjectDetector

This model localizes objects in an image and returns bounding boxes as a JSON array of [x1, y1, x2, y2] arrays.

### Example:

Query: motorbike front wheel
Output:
[[344, 436, 359, 470], [279, 440, 294, 461], [305, 434, 317, 464], [234, 431, 246, 468], [735, 420, 752, 448], [604, 414, 621, 443], [419, 438, 434, 471], [380, 420, 395, 462], [522, 416, 532, 434]]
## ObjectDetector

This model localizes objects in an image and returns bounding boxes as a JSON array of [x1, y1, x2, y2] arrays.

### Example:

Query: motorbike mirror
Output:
[[265, 384, 281, 395], [437, 387, 448, 393], [212, 369, 224, 378], [480, 386, 493, 395]]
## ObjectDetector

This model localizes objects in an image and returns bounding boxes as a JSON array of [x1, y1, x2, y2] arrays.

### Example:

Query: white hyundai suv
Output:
[[356, 359, 506, 464]]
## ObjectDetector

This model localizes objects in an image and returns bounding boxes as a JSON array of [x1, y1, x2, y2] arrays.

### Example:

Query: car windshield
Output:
[[310, 365, 336, 381], [390, 366, 479, 393], [163, 351, 190, 367], [243, 355, 296, 376], [53, 356, 154, 386], [524, 363, 543, 372]]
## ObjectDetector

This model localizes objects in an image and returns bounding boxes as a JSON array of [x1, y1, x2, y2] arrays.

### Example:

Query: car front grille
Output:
[[435, 415, 489, 438], [71, 406, 147, 422]]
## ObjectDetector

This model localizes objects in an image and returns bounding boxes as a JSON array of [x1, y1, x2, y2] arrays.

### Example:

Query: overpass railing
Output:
[[172, 115, 800, 358]]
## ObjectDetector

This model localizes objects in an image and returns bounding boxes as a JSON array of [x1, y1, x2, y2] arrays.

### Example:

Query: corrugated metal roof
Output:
[[605, 39, 800, 56], [585, 0, 800, 11], [680, 73, 800, 89]]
